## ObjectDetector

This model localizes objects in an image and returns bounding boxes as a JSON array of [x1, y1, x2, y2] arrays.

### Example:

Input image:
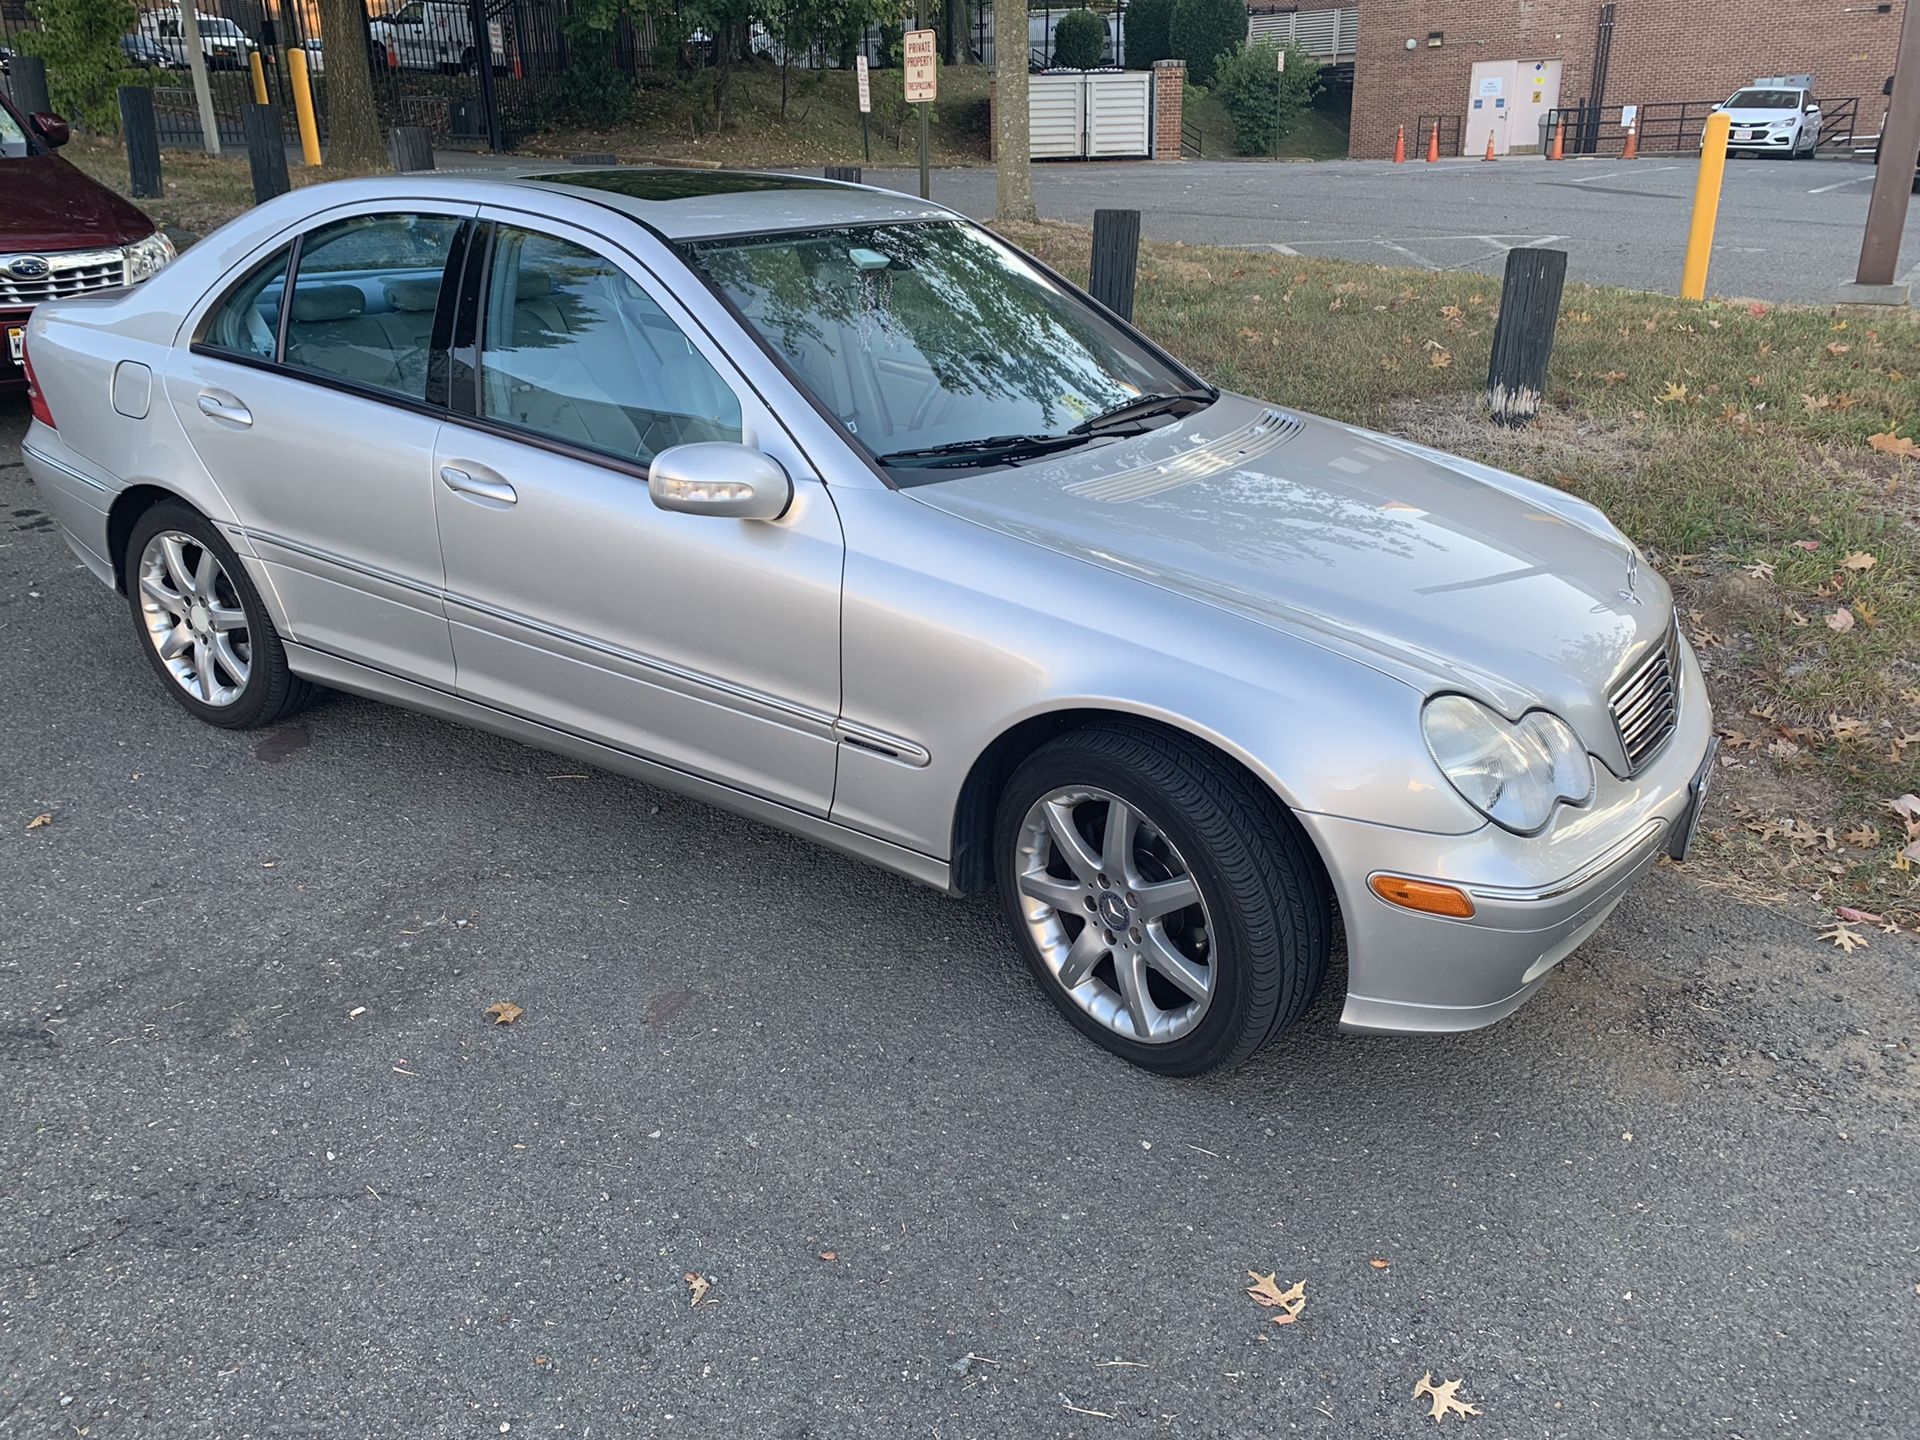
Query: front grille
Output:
[[0, 248, 127, 307], [1609, 621, 1680, 773]]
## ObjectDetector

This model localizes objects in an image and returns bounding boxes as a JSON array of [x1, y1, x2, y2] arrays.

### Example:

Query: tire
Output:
[[992, 722, 1332, 1076], [122, 500, 317, 730]]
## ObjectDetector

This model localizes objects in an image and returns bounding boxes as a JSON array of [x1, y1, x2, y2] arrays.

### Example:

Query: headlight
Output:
[[1421, 694, 1594, 834], [125, 231, 176, 283]]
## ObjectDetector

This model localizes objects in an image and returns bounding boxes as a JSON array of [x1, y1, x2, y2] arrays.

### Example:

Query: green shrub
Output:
[[16, 0, 138, 132], [1123, 0, 1172, 69], [1051, 9, 1106, 70], [1210, 40, 1317, 154], [1169, 0, 1244, 87]]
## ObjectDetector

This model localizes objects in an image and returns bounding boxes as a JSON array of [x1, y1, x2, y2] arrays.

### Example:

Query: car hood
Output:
[[0, 154, 155, 252], [906, 394, 1672, 764]]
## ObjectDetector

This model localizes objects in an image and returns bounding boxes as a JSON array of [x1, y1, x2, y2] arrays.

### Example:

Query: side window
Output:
[[477, 226, 742, 465], [200, 244, 292, 361], [283, 212, 461, 401]]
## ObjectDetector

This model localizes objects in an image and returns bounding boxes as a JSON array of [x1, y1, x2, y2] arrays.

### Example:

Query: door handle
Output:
[[439, 464, 517, 505], [196, 391, 252, 426]]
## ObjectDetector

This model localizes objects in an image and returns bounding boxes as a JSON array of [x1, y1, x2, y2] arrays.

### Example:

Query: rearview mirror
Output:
[[649, 442, 792, 521], [31, 112, 70, 148]]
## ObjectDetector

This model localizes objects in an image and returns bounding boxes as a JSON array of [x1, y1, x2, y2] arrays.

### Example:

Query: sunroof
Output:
[[532, 169, 838, 202]]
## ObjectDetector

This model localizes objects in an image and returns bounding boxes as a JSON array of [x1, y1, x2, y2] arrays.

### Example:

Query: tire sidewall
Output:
[[123, 503, 284, 730], [993, 743, 1268, 1076]]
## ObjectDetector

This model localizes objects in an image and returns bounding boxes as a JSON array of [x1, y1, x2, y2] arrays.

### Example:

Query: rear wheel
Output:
[[992, 723, 1332, 1075], [122, 501, 316, 729]]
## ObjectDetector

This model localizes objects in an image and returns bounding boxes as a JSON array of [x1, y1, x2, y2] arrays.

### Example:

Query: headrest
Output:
[[383, 277, 442, 312], [290, 283, 365, 323]]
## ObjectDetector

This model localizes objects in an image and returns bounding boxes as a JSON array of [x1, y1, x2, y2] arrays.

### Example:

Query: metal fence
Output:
[[1543, 96, 1861, 157]]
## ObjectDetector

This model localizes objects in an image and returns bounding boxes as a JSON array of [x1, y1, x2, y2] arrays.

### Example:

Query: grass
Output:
[[998, 220, 1920, 926], [1180, 88, 1350, 162]]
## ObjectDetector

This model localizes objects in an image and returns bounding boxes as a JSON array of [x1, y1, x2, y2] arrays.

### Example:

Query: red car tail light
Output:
[[21, 336, 55, 429]]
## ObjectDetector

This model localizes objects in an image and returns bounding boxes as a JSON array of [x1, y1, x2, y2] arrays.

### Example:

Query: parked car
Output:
[[135, 10, 257, 71], [119, 32, 175, 69], [367, 0, 502, 72], [17, 172, 1715, 1074], [1713, 80, 1821, 158], [1, 88, 174, 392]]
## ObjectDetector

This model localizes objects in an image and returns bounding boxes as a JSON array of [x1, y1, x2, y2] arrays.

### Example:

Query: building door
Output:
[[1465, 61, 1516, 156], [1511, 60, 1563, 153]]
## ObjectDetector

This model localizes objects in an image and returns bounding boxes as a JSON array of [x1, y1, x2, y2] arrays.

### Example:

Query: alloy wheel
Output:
[[1013, 786, 1216, 1044], [136, 530, 251, 706]]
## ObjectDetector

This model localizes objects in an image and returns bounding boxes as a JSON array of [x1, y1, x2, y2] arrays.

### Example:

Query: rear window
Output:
[[0, 102, 27, 160]]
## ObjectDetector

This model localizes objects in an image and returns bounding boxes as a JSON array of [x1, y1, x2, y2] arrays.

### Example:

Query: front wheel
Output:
[[992, 723, 1332, 1075], [122, 501, 317, 729]]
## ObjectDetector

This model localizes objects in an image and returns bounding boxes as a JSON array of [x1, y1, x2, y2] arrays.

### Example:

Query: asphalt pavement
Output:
[[3, 393, 1917, 1438], [850, 154, 1920, 305]]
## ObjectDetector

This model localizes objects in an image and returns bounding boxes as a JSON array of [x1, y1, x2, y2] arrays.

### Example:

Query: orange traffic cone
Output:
[[1425, 121, 1440, 163], [1393, 124, 1406, 164], [1484, 130, 1497, 161], [1622, 121, 1639, 160], [1549, 116, 1566, 161]]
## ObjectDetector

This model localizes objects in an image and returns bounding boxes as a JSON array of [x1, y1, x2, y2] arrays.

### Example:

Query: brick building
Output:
[[1347, 0, 1908, 159]]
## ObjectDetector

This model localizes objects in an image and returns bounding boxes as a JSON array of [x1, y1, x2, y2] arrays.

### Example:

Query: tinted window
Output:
[[478, 226, 741, 464], [0, 101, 27, 159], [201, 244, 292, 360], [283, 213, 461, 400], [1725, 89, 1800, 109]]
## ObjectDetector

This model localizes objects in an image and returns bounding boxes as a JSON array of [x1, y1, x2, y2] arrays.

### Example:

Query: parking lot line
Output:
[[1565, 166, 1682, 184], [1808, 173, 1877, 194]]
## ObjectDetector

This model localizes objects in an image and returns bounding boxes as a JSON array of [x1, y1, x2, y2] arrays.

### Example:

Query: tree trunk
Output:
[[316, 0, 382, 171], [994, 0, 1035, 220]]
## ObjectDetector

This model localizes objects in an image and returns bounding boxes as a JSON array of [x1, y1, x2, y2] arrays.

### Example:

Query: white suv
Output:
[[1715, 81, 1822, 158]]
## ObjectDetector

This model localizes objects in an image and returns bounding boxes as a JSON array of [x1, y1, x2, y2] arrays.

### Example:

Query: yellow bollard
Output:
[[1681, 111, 1732, 301], [248, 50, 268, 107], [287, 45, 322, 168]]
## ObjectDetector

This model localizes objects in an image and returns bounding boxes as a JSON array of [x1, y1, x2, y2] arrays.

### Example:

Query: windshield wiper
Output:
[[877, 432, 1099, 468], [1069, 389, 1215, 435]]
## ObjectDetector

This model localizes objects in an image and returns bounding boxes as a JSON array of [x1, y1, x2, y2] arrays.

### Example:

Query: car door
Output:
[[431, 213, 845, 815], [167, 203, 475, 688]]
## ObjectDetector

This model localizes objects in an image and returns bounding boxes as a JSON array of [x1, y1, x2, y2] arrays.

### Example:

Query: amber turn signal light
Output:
[[1368, 874, 1475, 919]]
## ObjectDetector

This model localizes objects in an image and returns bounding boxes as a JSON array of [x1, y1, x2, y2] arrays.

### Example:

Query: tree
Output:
[[16, 0, 138, 132], [1169, 0, 1244, 87], [1122, 0, 1172, 70], [993, 0, 1034, 220], [1051, 9, 1104, 70], [1211, 41, 1317, 154], [316, 0, 383, 169]]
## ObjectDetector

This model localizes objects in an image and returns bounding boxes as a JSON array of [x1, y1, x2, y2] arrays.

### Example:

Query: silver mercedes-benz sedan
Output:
[[21, 170, 1715, 1074]]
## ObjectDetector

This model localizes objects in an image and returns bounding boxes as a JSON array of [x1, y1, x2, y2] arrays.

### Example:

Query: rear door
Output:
[[430, 212, 845, 815], [166, 203, 475, 687]]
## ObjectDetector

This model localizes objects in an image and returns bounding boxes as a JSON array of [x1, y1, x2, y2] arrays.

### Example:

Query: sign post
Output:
[[856, 54, 872, 164], [904, 26, 937, 199]]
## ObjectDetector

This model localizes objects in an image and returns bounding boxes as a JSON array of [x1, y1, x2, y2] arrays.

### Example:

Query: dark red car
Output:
[[2, 88, 174, 391]]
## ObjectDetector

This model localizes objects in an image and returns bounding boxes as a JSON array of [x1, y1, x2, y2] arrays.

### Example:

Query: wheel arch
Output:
[[106, 483, 192, 592], [948, 705, 1337, 915]]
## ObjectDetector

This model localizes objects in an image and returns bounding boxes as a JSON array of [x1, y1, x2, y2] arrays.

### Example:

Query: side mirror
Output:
[[32, 112, 70, 147], [1804, 103, 1820, 114], [649, 442, 792, 521]]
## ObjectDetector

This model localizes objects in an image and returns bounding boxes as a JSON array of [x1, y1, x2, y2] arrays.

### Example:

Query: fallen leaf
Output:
[[1841, 551, 1877, 572], [1828, 715, 1870, 741], [1826, 342, 1850, 356], [1599, 369, 1628, 384], [26, 813, 52, 830], [1825, 607, 1856, 633], [1245, 1272, 1307, 1325], [1843, 825, 1882, 848], [1819, 923, 1869, 953], [1369, 1258, 1390, 1270], [1889, 795, 1920, 822], [1428, 347, 1452, 369], [684, 1272, 712, 1306], [1791, 539, 1822, 551], [1868, 431, 1920, 459], [818, 1250, 838, 1262], [1657, 381, 1689, 405], [485, 1001, 525, 1026], [1743, 561, 1774, 580], [1413, 1372, 1482, 1423], [1835, 906, 1884, 924]]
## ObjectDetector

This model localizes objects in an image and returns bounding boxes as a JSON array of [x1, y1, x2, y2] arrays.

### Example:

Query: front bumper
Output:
[[1300, 633, 1715, 1035]]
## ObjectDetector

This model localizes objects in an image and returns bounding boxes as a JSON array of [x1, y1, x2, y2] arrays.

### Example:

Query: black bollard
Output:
[[1486, 247, 1569, 428], [1088, 209, 1142, 322], [118, 86, 163, 200], [244, 104, 290, 203]]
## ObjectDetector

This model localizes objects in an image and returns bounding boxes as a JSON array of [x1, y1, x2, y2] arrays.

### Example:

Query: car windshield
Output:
[[1725, 89, 1800, 109], [685, 220, 1202, 477], [0, 102, 26, 159]]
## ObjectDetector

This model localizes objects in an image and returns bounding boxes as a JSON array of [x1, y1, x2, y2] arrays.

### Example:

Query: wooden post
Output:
[[8, 55, 50, 117], [389, 126, 435, 173], [118, 86, 164, 201], [244, 104, 290, 203], [1485, 246, 1568, 428], [825, 165, 862, 183], [1088, 208, 1142, 322]]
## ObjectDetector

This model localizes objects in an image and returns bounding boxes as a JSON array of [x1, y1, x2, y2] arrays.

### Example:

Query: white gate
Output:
[[1029, 71, 1153, 160]]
